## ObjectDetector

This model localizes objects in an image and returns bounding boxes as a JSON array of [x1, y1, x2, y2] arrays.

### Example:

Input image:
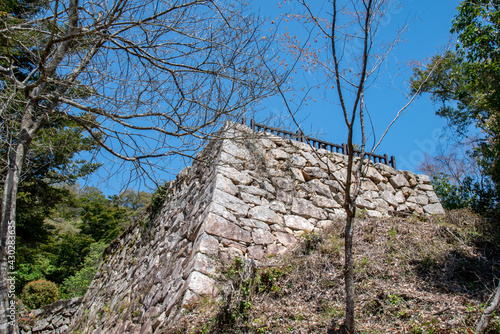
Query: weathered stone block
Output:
[[423, 203, 445, 215], [365, 167, 385, 183], [291, 198, 327, 220], [205, 213, 251, 243], [390, 174, 410, 188], [275, 231, 297, 246], [248, 206, 283, 224], [213, 189, 250, 217], [284, 215, 314, 231], [219, 166, 253, 185], [270, 148, 288, 160], [186, 271, 215, 296], [417, 174, 431, 184], [313, 195, 341, 209], [248, 245, 265, 260], [380, 190, 398, 207], [252, 229, 275, 245], [308, 179, 332, 197], [215, 174, 238, 196]]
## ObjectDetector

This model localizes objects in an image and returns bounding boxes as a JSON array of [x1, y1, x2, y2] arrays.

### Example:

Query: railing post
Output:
[[342, 143, 347, 155], [250, 119, 256, 131], [241, 117, 247, 126], [384, 154, 389, 166], [390, 156, 396, 169]]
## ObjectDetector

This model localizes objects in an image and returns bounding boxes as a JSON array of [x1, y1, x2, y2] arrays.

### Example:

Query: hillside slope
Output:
[[169, 209, 500, 333]]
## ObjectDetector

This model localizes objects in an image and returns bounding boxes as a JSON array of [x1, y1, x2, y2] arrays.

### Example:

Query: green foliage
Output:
[[47, 233, 96, 284], [60, 241, 107, 299], [432, 175, 498, 214], [78, 187, 128, 243], [15, 185, 150, 298], [412, 1, 500, 203], [16, 251, 56, 294], [301, 232, 323, 254], [20, 279, 59, 309], [149, 182, 170, 215], [257, 267, 288, 293]]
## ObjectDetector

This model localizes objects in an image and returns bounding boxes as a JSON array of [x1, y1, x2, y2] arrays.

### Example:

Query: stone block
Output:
[[219, 166, 253, 185], [290, 154, 307, 167], [205, 213, 252, 243], [417, 183, 434, 191], [380, 190, 398, 207], [423, 203, 445, 215], [291, 198, 327, 220], [270, 148, 288, 160], [221, 140, 252, 161], [365, 167, 385, 183], [427, 191, 439, 203], [308, 179, 332, 197], [215, 174, 238, 196], [267, 244, 287, 255], [241, 192, 261, 205], [275, 231, 297, 246], [252, 229, 275, 245], [270, 200, 287, 214], [356, 198, 376, 210], [248, 206, 283, 224], [390, 174, 410, 188], [313, 195, 341, 209], [248, 245, 265, 260], [284, 215, 314, 231], [303, 166, 330, 180], [238, 185, 268, 197], [417, 174, 431, 184], [213, 189, 250, 217]]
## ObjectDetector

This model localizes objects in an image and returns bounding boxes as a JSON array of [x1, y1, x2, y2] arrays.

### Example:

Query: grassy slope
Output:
[[168, 209, 500, 333]]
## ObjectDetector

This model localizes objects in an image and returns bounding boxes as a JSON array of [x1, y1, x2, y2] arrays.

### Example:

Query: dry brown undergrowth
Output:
[[168, 209, 500, 334]]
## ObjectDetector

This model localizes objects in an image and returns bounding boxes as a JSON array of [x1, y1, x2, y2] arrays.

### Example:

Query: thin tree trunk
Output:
[[0, 140, 29, 334], [476, 283, 500, 333], [344, 212, 355, 333], [0, 104, 41, 333]]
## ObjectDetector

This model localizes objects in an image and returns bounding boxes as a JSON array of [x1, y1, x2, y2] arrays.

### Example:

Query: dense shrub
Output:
[[20, 279, 59, 309]]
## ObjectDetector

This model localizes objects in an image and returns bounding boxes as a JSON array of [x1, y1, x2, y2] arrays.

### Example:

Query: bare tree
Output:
[[0, 0, 280, 332], [274, 1, 439, 332]]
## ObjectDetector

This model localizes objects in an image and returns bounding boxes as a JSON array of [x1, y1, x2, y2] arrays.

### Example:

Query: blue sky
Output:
[[251, 0, 461, 172], [81, 0, 462, 196]]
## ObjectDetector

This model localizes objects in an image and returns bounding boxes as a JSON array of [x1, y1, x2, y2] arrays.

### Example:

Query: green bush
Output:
[[21, 279, 59, 309]]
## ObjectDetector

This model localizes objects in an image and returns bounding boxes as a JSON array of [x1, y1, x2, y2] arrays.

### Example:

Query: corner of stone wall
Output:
[[60, 121, 445, 334]]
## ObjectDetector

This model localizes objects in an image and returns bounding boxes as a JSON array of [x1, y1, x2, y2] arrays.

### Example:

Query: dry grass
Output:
[[169, 209, 500, 333]]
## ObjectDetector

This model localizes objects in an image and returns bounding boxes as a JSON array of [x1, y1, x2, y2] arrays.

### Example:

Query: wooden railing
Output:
[[240, 118, 396, 169]]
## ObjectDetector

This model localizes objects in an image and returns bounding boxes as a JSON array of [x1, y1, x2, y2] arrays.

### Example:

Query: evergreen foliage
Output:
[[412, 1, 500, 213]]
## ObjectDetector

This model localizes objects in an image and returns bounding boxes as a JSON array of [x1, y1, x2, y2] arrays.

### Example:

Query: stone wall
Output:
[[19, 297, 81, 334], [57, 121, 444, 333]]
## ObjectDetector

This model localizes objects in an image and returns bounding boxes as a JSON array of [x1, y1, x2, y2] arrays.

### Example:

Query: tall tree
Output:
[[0, 0, 280, 332], [411, 1, 500, 332], [411, 1, 500, 193], [275, 1, 435, 332]]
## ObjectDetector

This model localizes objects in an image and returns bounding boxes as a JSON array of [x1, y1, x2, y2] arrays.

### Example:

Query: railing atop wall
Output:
[[240, 118, 396, 169]]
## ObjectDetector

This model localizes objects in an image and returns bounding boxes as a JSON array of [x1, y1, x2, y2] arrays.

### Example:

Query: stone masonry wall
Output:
[[19, 297, 81, 334], [56, 121, 445, 333]]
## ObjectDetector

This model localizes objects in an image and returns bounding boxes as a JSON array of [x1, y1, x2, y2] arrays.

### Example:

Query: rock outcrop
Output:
[[24, 121, 445, 333]]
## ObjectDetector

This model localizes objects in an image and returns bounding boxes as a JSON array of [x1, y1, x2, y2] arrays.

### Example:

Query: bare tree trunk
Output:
[[0, 141, 29, 334], [0, 103, 42, 333], [476, 283, 500, 333], [343, 212, 355, 333]]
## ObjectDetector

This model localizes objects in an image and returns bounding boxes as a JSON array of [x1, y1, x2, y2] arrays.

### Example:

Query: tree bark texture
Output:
[[476, 283, 500, 333]]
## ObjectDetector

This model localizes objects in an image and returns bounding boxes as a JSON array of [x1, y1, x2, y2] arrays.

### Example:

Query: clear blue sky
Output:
[[81, 0, 461, 196], [252, 0, 460, 172]]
